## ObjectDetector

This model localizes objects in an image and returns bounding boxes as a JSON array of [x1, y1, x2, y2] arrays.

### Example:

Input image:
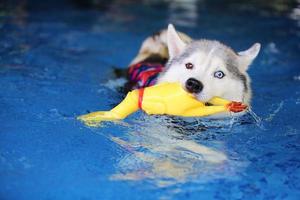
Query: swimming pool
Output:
[[0, 0, 300, 199]]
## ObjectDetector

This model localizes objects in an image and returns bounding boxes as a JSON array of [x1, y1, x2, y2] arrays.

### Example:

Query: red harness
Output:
[[128, 62, 165, 109], [128, 62, 164, 89]]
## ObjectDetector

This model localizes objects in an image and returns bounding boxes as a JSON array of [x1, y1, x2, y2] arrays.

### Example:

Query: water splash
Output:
[[265, 101, 284, 122], [102, 78, 127, 91], [246, 107, 264, 128]]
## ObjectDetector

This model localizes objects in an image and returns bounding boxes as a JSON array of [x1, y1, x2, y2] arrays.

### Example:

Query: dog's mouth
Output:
[[182, 86, 209, 102], [194, 92, 212, 103]]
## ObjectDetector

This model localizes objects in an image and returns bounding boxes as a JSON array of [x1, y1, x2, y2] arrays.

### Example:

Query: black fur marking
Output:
[[151, 31, 162, 39], [113, 68, 128, 78], [226, 61, 248, 93]]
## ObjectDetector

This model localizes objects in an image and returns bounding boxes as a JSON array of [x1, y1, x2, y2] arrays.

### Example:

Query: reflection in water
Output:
[[289, 0, 300, 26], [106, 115, 246, 188], [94, 79, 256, 190]]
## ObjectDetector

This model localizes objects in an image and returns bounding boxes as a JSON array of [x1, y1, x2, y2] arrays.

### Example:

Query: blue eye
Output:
[[214, 71, 225, 79]]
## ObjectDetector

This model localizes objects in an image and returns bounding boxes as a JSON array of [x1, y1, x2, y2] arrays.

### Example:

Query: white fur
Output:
[[167, 24, 187, 58], [157, 24, 260, 105], [157, 51, 245, 103]]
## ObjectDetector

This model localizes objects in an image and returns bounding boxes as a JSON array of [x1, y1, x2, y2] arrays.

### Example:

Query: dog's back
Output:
[[125, 29, 191, 91]]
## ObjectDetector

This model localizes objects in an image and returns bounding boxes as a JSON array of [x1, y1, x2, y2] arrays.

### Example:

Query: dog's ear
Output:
[[238, 43, 261, 71], [167, 24, 186, 59]]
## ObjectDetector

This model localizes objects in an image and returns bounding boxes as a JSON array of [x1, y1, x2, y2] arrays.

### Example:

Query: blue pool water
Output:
[[1, 0, 300, 199]]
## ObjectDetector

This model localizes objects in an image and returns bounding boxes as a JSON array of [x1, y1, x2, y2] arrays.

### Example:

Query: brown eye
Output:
[[185, 62, 193, 69]]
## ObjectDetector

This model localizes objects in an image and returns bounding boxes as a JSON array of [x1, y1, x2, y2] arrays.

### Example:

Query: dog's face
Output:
[[157, 25, 261, 104]]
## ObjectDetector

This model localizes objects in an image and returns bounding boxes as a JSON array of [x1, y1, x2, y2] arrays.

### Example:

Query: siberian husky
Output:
[[127, 24, 260, 107]]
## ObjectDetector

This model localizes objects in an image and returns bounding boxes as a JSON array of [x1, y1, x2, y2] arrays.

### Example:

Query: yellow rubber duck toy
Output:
[[77, 82, 247, 125]]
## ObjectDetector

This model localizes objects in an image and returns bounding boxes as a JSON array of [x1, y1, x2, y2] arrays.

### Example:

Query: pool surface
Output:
[[1, 0, 300, 199]]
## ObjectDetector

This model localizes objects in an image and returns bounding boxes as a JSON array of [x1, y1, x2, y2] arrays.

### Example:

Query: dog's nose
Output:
[[185, 78, 203, 93]]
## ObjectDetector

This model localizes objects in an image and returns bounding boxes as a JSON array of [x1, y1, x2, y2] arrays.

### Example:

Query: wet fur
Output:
[[128, 24, 260, 106]]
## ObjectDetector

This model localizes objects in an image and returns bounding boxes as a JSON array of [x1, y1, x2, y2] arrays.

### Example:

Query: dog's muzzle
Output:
[[185, 78, 203, 94]]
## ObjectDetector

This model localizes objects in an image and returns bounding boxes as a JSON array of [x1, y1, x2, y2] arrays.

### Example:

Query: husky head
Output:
[[157, 24, 260, 105]]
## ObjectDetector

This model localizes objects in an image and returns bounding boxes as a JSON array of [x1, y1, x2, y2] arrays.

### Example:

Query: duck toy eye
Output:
[[214, 71, 225, 79]]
